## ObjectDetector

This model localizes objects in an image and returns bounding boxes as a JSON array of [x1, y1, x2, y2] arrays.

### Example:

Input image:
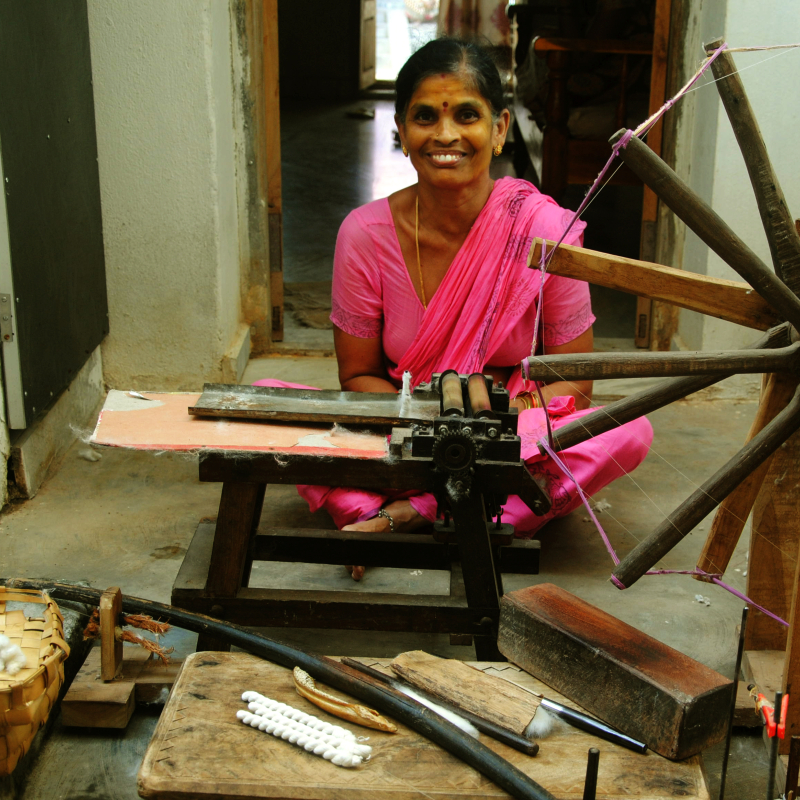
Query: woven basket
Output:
[[0, 587, 70, 776]]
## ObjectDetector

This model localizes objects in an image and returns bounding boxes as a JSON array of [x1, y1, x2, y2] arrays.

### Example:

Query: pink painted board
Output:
[[90, 391, 388, 459]]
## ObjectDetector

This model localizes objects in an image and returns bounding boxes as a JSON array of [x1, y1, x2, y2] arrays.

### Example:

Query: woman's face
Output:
[[396, 72, 509, 191]]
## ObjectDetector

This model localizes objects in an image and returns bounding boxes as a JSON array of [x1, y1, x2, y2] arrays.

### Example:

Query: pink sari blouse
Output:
[[330, 177, 594, 391]]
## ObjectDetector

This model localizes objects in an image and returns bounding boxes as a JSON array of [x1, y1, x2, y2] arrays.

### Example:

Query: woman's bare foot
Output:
[[342, 500, 430, 580]]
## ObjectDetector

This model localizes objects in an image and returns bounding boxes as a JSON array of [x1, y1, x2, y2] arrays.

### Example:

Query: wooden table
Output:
[[137, 652, 710, 800], [92, 391, 543, 659]]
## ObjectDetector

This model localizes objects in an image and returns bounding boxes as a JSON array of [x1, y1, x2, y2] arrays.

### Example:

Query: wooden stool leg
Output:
[[197, 481, 267, 652], [450, 490, 504, 661]]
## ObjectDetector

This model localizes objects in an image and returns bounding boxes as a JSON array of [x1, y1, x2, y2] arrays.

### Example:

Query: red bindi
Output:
[[443, 102, 448, 108]]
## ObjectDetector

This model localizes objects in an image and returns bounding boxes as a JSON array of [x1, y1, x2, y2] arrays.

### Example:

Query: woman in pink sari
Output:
[[257, 39, 653, 579]]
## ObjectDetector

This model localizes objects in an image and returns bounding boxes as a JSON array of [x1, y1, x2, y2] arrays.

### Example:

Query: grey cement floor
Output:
[[1, 355, 773, 799]]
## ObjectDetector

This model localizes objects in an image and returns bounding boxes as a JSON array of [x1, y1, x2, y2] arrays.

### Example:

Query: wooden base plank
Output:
[[138, 652, 710, 800], [61, 645, 181, 728], [498, 584, 732, 760]]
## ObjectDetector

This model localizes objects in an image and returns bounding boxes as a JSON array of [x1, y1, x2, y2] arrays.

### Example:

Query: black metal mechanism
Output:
[[171, 375, 551, 660]]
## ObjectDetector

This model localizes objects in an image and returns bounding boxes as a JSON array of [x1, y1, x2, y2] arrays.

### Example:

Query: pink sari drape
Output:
[[256, 181, 653, 534]]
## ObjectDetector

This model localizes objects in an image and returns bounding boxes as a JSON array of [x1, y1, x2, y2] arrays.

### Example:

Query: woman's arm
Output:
[[511, 326, 594, 411], [334, 326, 397, 393]]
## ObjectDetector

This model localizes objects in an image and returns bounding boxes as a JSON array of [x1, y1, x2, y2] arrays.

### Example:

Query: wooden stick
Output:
[[612, 132, 800, 333], [528, 238, 780, 331], [549, 324, 793, 453], [524, 342, 800, 381], [612, 385, 800, 588], [100, 586, 123, 681], [695, 373, 799, 576], [782, 549, 800, 756], [706, 39, 800, 295]]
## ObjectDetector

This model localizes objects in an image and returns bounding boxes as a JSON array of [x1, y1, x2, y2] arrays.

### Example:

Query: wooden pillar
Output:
[[263, 0, 283, 342], [744, 430, 800, 653]]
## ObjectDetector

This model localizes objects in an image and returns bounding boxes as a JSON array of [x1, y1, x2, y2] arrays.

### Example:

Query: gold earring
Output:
[[493, 144, 503, 157], [402, 145, 409, 157]]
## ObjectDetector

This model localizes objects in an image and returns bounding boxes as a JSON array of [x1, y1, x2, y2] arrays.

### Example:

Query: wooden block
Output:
[[390, 650, 540, 736], [498, 584, 732, 760], [61, 645, 180, 728], [62, 647, 135, 729], [100, 586, 123, 681]]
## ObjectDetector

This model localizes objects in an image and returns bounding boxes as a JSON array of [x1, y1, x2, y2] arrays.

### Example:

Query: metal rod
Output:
[[523, 343, 800, 382], [440, 370, 465, 417], [583, 748, 600, 800], [614, 384, 800, 588], [538, 698, 647, 753], [719, 605, 748, 800], [768, 690, 783, 800], [2, 579, 557, 800]]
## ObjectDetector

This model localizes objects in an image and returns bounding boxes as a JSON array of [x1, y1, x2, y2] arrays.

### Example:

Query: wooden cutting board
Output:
[[137, 652, 710, 800]]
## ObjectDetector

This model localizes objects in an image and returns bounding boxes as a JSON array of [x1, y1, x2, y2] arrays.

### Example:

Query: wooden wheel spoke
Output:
[[612, 131, 800, 332], [525, 341, 800, 382], [706, 39, 800, 293], [546, 325, 792, 453], [612, 384, 800, 589]]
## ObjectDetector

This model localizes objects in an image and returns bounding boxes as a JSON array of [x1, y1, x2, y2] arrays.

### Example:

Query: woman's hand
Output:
[[334, 326, 396, 393]]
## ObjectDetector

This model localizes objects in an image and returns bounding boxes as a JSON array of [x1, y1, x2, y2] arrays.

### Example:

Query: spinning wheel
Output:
[[523, 42, 800, 753]]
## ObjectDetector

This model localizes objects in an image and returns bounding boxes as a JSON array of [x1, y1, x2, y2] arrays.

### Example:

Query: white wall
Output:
[[87, 0, 244, 390], [673, 0, 800, 394]]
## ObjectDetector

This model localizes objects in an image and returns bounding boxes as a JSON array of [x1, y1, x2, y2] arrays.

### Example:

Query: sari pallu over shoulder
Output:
[[397, 177, 586, 386]]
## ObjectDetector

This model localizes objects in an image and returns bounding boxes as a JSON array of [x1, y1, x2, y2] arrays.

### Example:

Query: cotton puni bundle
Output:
[[238, 690, 372, 768], [0, 634, 26, 676]]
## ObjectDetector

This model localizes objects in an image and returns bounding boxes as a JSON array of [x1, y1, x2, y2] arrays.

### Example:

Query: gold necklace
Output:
[[415, 195, 427, 308]]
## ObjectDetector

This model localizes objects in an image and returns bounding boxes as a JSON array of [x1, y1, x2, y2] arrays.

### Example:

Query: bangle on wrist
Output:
[[377, 508, 395, 532]]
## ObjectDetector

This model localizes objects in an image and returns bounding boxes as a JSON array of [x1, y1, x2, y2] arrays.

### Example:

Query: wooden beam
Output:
[[613, 132, 800, 333], [612, 385, 800, 589], [707, 39, 800, 295], [529, 238, 780, 331], [524, 342, 800, 381], [783, 550, 800, 754], [696, 373, 799, 576], [263, 0, 283, 341]]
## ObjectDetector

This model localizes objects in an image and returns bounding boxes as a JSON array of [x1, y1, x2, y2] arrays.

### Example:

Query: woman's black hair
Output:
[[394, 38, 506, 123]]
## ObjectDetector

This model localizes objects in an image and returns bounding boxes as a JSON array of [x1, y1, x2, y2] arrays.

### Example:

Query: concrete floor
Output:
[[1, 358, 771, 798]]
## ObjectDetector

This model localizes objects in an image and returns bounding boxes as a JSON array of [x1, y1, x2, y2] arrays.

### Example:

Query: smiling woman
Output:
[[255, 38, 653, 580]]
